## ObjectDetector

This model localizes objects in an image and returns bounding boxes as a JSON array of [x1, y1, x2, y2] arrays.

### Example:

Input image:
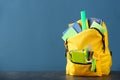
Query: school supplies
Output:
[[81, 11, 87, 31], [90, 21, 106, 35], [69, 50, 86, 64], [72, 22, 82, 33], [88, 18, 102, 26], [62, 11, 112, 76], [62, 27, 77, 41]]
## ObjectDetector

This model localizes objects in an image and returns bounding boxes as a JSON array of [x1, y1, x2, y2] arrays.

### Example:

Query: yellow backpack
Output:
[[64, 18, 112, 76]]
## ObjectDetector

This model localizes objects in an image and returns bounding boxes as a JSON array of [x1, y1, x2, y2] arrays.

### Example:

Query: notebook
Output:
[[62, 27, 77, 41], [72, 22, 81, 33]]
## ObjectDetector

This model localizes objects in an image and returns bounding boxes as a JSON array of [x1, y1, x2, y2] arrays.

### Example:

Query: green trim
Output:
[[91, 58, 96, 72]]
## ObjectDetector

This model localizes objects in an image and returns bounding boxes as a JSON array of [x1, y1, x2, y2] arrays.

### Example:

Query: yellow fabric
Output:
[[66, 20, 112, 76]]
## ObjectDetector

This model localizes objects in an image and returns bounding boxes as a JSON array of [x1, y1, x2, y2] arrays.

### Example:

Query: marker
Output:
[[81, 11, 87, 31]]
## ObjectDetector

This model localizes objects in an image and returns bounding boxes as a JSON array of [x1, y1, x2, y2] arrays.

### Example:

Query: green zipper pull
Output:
[[91, 58, 96, 72]]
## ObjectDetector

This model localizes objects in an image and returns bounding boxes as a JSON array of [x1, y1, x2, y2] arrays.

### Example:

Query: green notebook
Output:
[[62, 27, 77, 41], [90, 21, 106, 35], [70, 50, 86, 63]]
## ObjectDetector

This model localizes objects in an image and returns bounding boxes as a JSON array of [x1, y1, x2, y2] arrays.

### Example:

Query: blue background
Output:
[[0, 0, 119, 71]]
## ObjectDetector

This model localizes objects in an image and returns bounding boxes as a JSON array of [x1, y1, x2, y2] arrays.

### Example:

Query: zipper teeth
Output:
[[91, 28, 103, 36], [91, 28, 105, 51]]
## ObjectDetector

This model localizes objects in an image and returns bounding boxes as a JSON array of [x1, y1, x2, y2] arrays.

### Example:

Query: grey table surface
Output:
[[0, 71, 119, 80]]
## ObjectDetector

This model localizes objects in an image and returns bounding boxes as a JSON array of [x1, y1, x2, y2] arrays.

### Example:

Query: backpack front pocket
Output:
[[66, 52, 102, 76]]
